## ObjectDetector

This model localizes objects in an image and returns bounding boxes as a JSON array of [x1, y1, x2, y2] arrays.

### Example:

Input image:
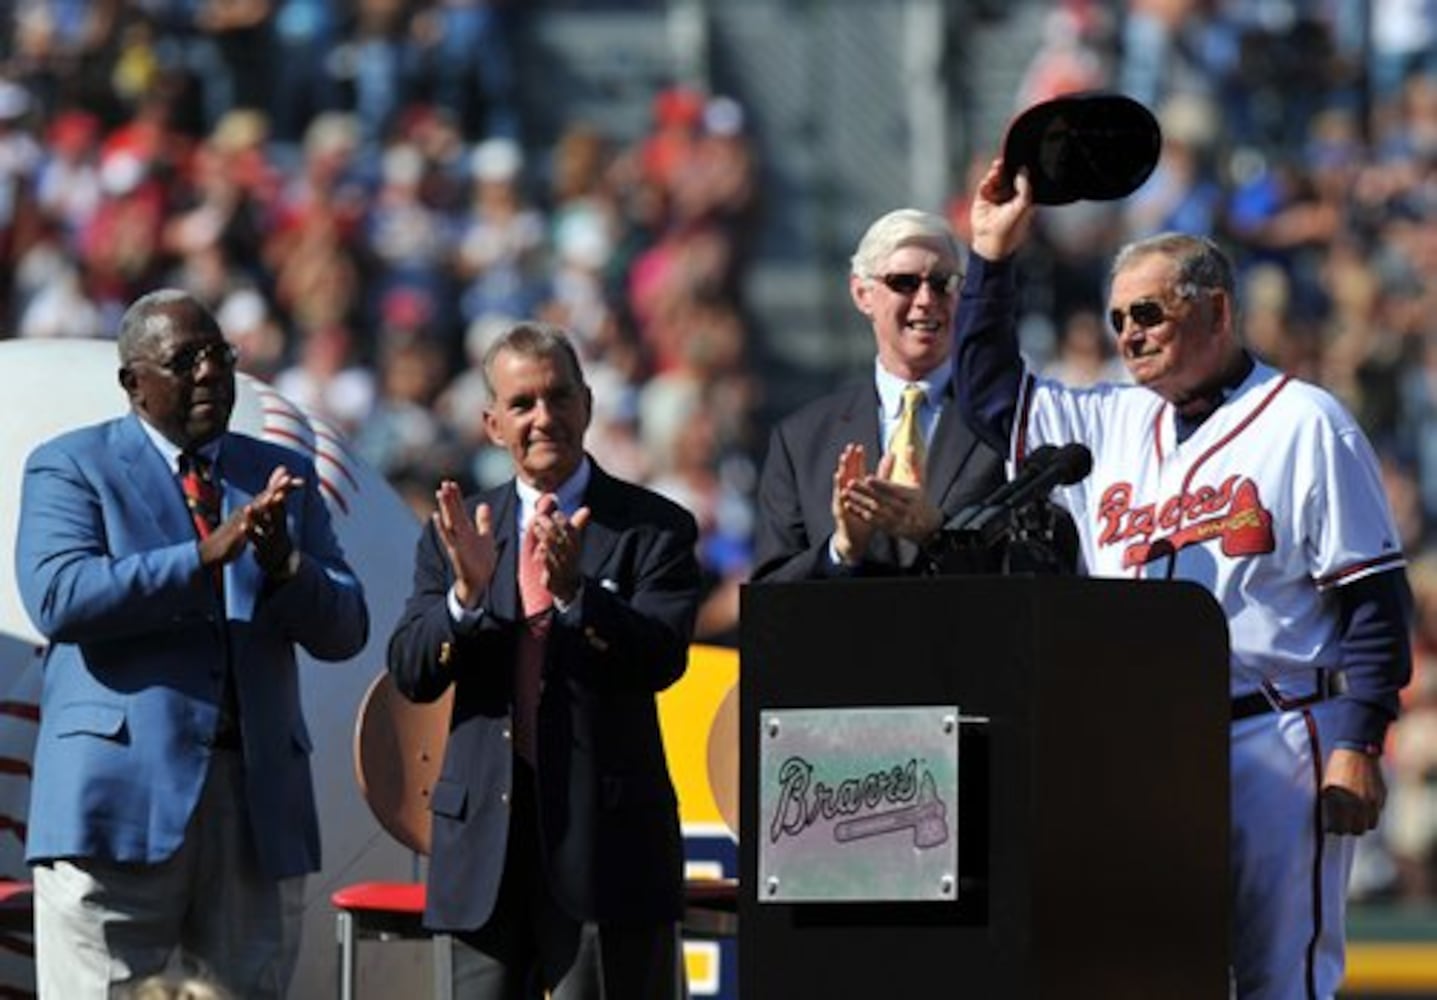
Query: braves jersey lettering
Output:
[[1098, 476, 1276, 568], [1016, 361, 1401, 685]]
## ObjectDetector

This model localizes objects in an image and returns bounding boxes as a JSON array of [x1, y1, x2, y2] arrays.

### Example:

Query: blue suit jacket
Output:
[[15, 414, 369, 879], [386, 464, 700, 931]]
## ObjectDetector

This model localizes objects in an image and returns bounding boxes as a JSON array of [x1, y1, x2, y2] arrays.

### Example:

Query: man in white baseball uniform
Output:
[[955, 158, 1413, 999]]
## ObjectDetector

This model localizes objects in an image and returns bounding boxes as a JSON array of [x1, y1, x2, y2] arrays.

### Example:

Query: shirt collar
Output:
[[1173, 351, 1257, 443], [515, 456, 593, 530], [875, 357, 951, 418], [136, 417, 222, 476]]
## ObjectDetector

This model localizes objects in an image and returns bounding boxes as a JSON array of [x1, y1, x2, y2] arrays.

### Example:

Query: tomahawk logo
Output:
[[1097, 476, 1276, 568], [767, 756, 950, 850]]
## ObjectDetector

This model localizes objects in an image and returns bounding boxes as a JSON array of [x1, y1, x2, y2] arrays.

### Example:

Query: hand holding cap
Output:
[[1002, 92, 1162, 205]]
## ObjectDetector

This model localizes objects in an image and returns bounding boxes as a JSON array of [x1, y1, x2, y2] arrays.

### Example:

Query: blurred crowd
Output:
[[981, 0, 1437, 906], [4, 0, 1437, 905], [0, 0, 762, 646]]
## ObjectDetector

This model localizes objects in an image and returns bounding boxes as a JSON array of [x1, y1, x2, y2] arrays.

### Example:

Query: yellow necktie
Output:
[[888, 384, 926, 487]]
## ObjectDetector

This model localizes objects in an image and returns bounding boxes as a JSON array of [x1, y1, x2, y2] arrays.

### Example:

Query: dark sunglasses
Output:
[[1107, 298, 1168, 335], [878, 272, 960, 297], [149, 342, 239, 378]]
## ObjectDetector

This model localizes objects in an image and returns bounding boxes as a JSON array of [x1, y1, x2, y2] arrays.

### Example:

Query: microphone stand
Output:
[[922, 497, 1074, 577], [923, 443, 1091, 577]]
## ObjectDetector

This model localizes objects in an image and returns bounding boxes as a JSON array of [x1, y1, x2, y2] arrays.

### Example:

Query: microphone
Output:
[[997, 442, 1092, 512], [945, 443, 1093, 542], [945, 445, 1059, 532], [925, 442, 1092, 576]]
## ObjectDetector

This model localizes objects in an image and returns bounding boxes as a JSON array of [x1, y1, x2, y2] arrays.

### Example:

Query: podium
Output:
[[739, 576, 1230, 999]]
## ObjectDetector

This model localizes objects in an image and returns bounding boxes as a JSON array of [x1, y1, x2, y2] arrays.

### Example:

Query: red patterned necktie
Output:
[[181, 452, 223, 594], [180, 452, 222, 539], [181, 451, 239, 740], [514, 517, 553, 764]]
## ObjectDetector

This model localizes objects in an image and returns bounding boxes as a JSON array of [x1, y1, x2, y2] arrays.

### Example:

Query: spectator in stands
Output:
[[273, 321, 376, 434], [0, 79, 42, 323], [454, 136, 550, 329]]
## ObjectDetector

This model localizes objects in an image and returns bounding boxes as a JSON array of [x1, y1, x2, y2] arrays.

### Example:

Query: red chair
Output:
[[332, 879, 449, 1000], [334, 658, 741, 998], [330, 674, 453, 1000]]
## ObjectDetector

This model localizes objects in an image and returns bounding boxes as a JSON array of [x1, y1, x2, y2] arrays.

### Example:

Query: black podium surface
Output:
[[739, 575, 1230, 999]]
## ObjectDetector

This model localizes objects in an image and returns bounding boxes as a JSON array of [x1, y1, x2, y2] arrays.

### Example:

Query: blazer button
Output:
[[500, 791, 510, 807], [502, 728, 512, 741]]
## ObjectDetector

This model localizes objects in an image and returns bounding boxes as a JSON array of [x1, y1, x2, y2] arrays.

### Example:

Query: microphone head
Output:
[[1052, 443, 1093, 485], [1019, 444, 1059, 470]]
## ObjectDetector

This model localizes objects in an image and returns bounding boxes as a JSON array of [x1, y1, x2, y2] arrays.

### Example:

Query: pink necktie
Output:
[[514, 521, 552, 764]]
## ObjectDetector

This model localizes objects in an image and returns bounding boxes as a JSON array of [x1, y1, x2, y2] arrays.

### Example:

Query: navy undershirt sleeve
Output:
[[954, 253, 1025, 453], [1331, 568, 1413, 750]]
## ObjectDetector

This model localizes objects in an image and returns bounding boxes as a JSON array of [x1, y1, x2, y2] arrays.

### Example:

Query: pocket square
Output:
[[599, 578, 620, 593]]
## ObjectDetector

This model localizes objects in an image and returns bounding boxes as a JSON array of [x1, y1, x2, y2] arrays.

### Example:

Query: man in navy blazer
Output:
[[753, 208, 1006, 582], [15, 290, 369, 998], [387, 321, 700, 998]]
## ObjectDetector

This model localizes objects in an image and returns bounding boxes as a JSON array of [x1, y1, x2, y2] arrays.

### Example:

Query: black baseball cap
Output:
[[1002, 92, 1162, 205]]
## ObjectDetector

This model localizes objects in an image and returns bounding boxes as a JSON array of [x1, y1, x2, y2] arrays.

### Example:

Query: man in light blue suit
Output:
[[15, 289, 369, 998]]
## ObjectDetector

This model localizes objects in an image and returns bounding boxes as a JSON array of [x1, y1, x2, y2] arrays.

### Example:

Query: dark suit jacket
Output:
[[752, 375, 1006, 581], [15, 415, 369, 879], [386, 462, 701, 932]]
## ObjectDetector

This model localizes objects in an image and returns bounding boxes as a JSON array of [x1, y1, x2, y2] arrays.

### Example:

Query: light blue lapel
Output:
[[114, 415, 194, 545], [215, 434, 269, 623]]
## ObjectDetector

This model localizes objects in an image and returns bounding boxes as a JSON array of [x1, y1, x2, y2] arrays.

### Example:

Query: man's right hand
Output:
[[198, 512, 252, 568], [433, 480, 495, 609], [971, 158, 1036, 262], [831, 443, 873, 566]]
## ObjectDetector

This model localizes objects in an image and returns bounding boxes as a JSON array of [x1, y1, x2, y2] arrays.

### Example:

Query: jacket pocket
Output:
[[51, 701, 126, 741], [429, 778, 468, 820]]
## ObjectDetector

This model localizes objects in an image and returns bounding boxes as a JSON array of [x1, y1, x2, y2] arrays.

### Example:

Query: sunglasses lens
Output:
[[1131, 301, 1165, 327], [881, 273, 957, 296], [1108, 300, 1167, 334]]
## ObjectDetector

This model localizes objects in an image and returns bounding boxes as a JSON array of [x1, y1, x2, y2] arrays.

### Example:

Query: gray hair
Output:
[[116, 289, 217, 366], [481, 320, 587, 395], [1110, 232, 1236, 303], [850, 208, 965, 280]]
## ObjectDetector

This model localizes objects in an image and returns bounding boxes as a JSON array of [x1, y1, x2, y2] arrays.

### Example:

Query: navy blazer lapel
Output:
[[843, 382, 883, 456], [574, 464, 623, 580], [489, 486, 522, 620], [925, 376, 984, 513]]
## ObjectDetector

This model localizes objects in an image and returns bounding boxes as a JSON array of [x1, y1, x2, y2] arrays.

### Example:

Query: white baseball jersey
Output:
[[1014, 357, 1406, 700], [1015, 356, 1404, 998]]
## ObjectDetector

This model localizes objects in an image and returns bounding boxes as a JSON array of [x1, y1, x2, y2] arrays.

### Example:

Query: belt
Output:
[[1231, 672, 1346, 722]]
